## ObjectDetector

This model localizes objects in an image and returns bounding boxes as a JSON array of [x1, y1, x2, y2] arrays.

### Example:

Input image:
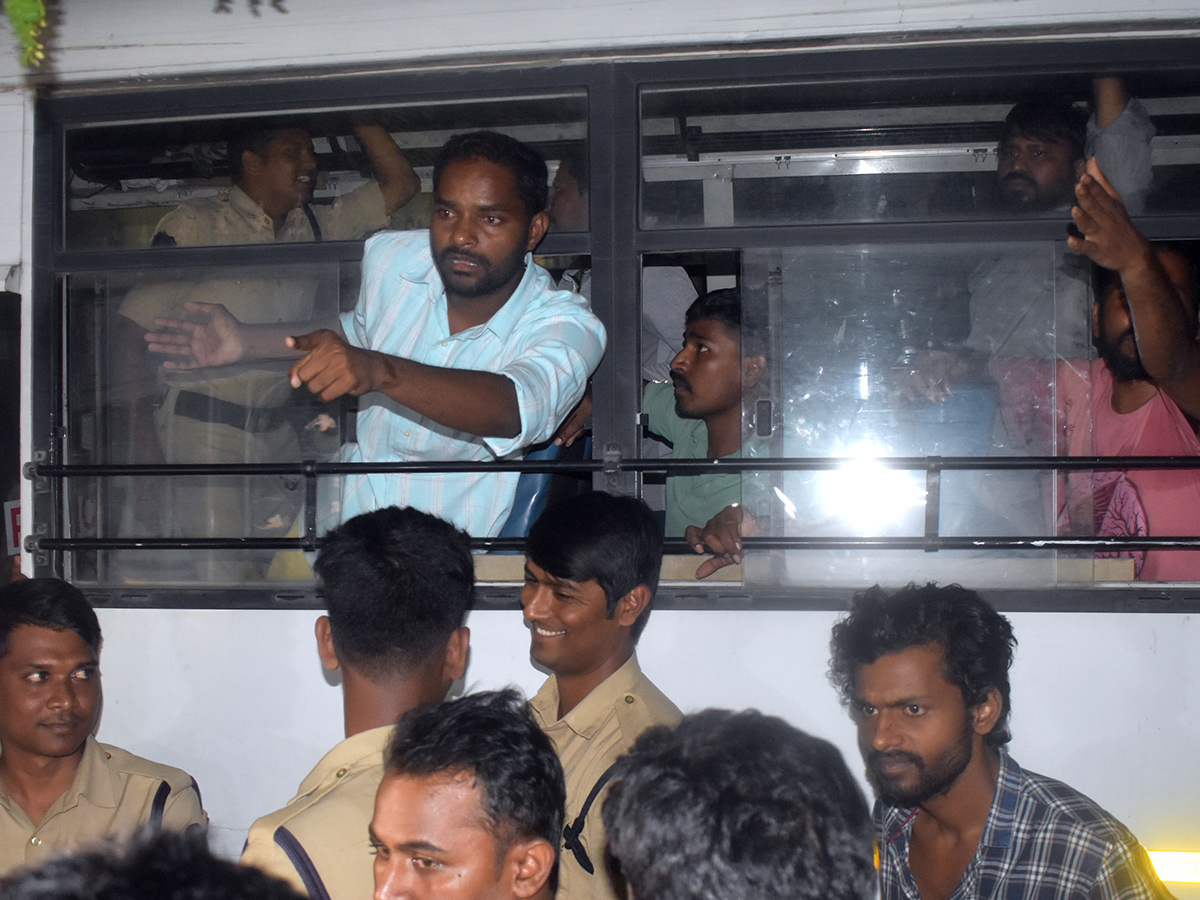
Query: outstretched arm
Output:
[[145, 301, 335, 369], [1069, 159, 1200, 416], [287, 329, 522, 437], [353, 123, 420, 216]]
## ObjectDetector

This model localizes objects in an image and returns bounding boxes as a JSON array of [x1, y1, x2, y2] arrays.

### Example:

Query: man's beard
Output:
[[1093, 331, 1150, 383], [435, 244, 526, 299], [865, 716, 974, 808], [997, 172, 1071, 212]]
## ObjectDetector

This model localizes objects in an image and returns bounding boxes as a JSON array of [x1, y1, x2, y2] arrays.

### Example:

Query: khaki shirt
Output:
[[241, 725, 390, 900], [530, 654, 682, 900], [0, 736, 207, 878], [117, 183, 388, 407]]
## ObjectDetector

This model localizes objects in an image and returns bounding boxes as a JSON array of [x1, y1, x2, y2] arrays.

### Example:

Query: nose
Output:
[[450, 215, 477, 247], [47, 677, 78, 711], [374, 858, 410, 900], [670, 346, 690, 373], [521, 584, 550, 621], [869, 711, 901, 752]]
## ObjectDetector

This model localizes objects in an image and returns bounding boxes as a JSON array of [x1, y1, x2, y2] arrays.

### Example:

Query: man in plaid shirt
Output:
[[829, 584, 1175, 900]]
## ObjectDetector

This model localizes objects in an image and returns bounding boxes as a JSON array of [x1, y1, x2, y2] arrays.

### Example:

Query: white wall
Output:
[[0, 0, 1199, 86], [93, 606, 1200, 899]]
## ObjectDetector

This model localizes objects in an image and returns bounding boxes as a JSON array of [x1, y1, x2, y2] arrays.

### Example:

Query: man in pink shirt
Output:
[[1060, 160, 1200, 579]]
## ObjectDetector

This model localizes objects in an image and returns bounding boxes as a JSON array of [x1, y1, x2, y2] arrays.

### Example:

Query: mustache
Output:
[[670, 371, 691, 392], [438, 247, 489, 269], [867, 749, 924, 771], [1000, 171, 1037, 188]]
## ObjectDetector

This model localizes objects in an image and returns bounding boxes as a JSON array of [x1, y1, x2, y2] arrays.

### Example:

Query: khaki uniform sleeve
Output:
[[241, 823, 309, 896], [160, 777, 208, 833]]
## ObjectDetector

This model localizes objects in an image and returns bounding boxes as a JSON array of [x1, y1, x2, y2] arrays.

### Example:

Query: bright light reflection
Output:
[[1150, 851, 1200, 883], [819, 447, 926, 533]]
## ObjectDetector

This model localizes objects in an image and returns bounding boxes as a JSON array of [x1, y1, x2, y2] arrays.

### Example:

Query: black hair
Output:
[[829, 583, 1016, 747], [226, 122, 310, 182], [0, 578, 101, 659], [383, 689, 565, 867], [1000, 96, 1088, 163], [554, 145, 589, 195], [525, 491, 663, 642], [603, 709, 876, 900], [314, 506, 474, 682], [684, 287, 765, 358], [433, 130, 549, 219], [0, 828, 305, 900]]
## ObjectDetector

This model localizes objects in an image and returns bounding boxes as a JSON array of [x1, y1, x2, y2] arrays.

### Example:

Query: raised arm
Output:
[[1069, 159, 1200, 416], [287, 329, 522, 437], [1092, 76, 1129, 130], [353, 123, 420, 216], [1087, 75, 1155, 214]]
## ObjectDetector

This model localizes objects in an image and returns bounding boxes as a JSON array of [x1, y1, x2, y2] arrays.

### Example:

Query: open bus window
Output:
[[639, 74, 1200, 229], [63, 95, 588, 252]]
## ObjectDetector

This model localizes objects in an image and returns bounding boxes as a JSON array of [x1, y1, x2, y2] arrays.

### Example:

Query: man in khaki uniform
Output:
[[0, 579, 206, 878], [521, 492, 682, 900], [240, 506, 473, 900], [113, 122, 419, 579]]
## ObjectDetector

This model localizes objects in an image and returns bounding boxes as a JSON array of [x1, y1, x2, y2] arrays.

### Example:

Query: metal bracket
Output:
[[603, 442, 622, 491], [22, 451, 48, 494]]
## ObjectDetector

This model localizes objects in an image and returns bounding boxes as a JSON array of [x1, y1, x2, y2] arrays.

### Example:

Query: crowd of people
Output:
[[0, 496, 1179, 900]]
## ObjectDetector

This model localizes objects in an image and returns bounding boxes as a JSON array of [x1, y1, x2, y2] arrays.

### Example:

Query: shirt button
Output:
[[336, 768, 348, 778], [624, 695, 635, 704], [30, 836, 41, 846], [404, 431, 411, 437]]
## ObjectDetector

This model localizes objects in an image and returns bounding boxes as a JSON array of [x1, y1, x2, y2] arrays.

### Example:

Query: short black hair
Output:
[[226, 122, 310, 182], [554, 144, 588, 194], [603, 709, 876, 900], [829, 583, 1017, 747], [1000, 96, 1088, 163], [383, 689, 565, 868], [0, 828, 305, 900], [314, 506, 474, 681], [684, 287, 765, 358], [525, 491, 663, 641], [433, 130, 549, 219], [0, 578, 101, 659]]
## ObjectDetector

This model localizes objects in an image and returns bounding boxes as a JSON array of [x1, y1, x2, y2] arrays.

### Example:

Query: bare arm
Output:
[[1069, 160, 1200, 416], [683, 504, 756, 579], [1092, 76, 1129, 131], [353, 124, 420, 216], [287, 329, 521, 437]]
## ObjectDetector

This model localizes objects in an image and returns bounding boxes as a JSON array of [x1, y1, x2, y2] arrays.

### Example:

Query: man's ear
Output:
[[242, 149, 263, 180], [442, 626, 470, 684], [525, 210, 550, 251], [315, 616, 339, 672], [742, 354, 767, 392], [506, 838, 556, 900], [614, 585, 652, 629], [971, 687, 1003, 737]]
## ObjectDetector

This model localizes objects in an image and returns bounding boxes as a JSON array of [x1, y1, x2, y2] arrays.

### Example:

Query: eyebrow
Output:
[[523, 564, 577, 590]]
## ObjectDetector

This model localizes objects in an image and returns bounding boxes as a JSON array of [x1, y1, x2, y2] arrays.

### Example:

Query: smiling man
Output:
[[370, 689, 563, 900], [522, 491, 681, 900], [146, 130, 606, 538], [0, 578, 205, 878], [829, 583, 1174, 900]]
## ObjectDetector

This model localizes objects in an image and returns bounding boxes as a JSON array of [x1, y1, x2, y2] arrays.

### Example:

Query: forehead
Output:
[[685, 316, 740, 346], [854, 643, 959, 702], [374, 771, 496, 844], [2, 624, 97, 664], [436, 156, 524, 207], [999, 131, 1073, 153], [263, 129, 312, 153], [524, 558, 603, 596]]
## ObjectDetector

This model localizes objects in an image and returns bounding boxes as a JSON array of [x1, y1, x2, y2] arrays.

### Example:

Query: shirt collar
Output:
[[227, 185, 276, 233], [294, 725, 392, 797], [531, 654, 643, 741]]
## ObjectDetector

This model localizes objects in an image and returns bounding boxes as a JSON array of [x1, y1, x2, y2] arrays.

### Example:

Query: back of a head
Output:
[[555, 144, 589, 193], [433, 130, 549, 218], [828, 582, 1017, 746], [0, 578, 101, 659], [0, 828, 305, 900], [1001, 96, 1087, 162], [383, 689, 565, 861], [603, 709, 876, 900], [525, 491, 663, 639], [314, 506, 474, 681]]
